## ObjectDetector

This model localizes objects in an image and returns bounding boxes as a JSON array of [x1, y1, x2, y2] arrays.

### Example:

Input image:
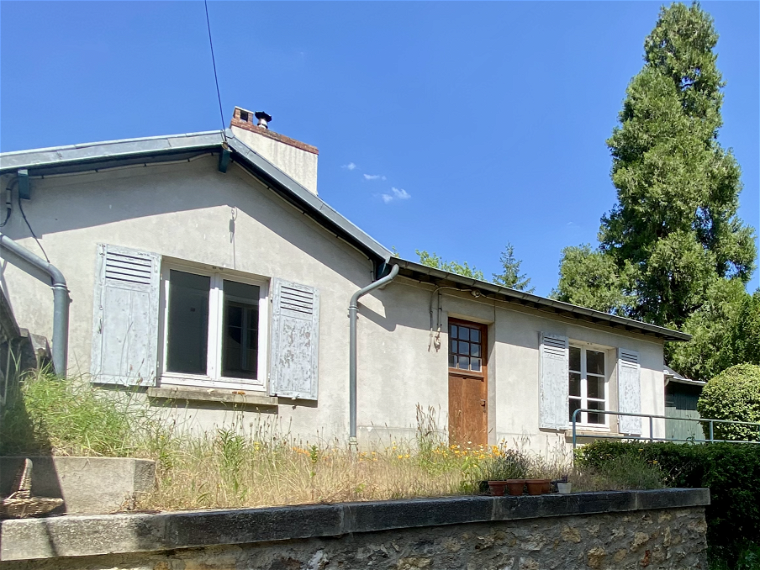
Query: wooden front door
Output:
[[448, 319, 487, 447]]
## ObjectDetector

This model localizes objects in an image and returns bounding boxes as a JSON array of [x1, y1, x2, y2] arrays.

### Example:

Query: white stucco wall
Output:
[[357, 279, 666, 454], [0, 157, 667, 454], [0, 158, 364, 441]]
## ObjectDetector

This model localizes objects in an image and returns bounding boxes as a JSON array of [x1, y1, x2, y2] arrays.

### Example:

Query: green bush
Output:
[[577, 441, 760, 567], [698, 364, 760, 441], [573, 453, 664, 491]]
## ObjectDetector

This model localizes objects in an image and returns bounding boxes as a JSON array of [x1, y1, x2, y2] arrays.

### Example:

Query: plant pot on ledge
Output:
[[526, 479, 551, 495], [506, 479, 526, 496], [487, 481, 509, 496]]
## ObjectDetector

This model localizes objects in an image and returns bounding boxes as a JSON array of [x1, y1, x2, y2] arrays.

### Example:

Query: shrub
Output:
[[698, 364, 760, 441], [572, 454, 664, 492], [577, 440, 760, 567]]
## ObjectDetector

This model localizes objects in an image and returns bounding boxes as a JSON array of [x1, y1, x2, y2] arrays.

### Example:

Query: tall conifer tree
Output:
[[556, 2, 756, 330]]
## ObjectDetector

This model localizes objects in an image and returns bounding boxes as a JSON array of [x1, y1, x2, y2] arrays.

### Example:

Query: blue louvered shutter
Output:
[[269, 279, 319, 400], [617, 349, 642, 435], [91, 244, 160, 385], [540, 333, 569, 430]]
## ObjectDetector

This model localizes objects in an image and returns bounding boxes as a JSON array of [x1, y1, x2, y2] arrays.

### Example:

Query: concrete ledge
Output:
[[0, 488, 709, 562], [147, 385, 278, 407], [0, 456, 155, 516]]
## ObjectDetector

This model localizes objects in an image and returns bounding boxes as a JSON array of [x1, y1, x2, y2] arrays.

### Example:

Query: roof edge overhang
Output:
[[0, 130, 391, 265], [394, 258, 692, 342], [666, 377, 706, 387], [664, 365, 704, 386]]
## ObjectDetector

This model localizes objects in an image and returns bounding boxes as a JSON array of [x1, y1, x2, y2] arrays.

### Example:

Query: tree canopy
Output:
[[416, 250, 485, 280], [553, 2, 756, 380], [492, 243, 534, 292], [552, 244, 633, 313], [415, 244, 535, 292]]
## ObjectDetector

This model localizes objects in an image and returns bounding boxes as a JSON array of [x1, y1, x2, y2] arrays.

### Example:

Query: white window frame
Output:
[[569, 344, 610, 430], [159, 262, 269, 392]]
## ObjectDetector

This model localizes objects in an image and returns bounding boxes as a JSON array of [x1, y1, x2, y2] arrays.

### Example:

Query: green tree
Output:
[[600, 2, 756, 328], [555, 2, 755, 334], [416, 250, 485, 280], [732, 290, 760, 367], [552, 244, 633, 314], [668, 279, 746, 382], [492, 243, 534, 292]]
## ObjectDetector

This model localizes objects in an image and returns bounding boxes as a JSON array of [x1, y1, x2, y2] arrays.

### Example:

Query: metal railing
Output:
[[571, 408, 760, 450]]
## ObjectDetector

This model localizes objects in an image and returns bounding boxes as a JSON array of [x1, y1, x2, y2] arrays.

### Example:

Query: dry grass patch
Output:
[[145, 433, 485, 510], [4, 371, 662, 512]]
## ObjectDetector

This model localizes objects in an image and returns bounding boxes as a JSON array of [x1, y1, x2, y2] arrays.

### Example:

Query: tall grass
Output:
[[2, 372, 663, 511], [0, 368, 167, 457]]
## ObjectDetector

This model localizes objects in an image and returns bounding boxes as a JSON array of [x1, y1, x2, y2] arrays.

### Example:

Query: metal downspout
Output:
[[349, 263, 399, 450], [0, 234, 69, 376]]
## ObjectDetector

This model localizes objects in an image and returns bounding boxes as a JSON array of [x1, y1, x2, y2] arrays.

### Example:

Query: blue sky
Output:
[[1, 1, 758, 296]]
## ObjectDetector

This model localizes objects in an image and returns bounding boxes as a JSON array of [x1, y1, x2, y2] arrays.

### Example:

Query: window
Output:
[[161, 266, 268, 389], [448, 321, 484, 373], [568, 346, 607, 426]]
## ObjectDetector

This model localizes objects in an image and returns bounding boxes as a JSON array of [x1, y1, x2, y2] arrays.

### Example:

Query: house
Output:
[[0, 107, 690, 452]]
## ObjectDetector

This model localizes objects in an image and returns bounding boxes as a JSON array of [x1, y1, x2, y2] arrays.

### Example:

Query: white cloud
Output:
[[342, 162, 357, 170], [363, 174, 387, 181], [381, 187, 411, 204]]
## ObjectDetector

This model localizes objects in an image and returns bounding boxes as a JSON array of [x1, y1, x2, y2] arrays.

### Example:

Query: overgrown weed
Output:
[[3, 372, 665, 511], [0, 368, 168, 457]]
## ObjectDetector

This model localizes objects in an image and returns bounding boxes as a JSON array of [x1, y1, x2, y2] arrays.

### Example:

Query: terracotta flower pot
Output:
[[487, 481, 508, 496], [505, 479, 525, 496], [526, 479, 551, 495]]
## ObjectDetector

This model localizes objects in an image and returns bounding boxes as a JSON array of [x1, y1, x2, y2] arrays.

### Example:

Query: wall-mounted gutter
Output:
[[348, 263, 399, 450], [0, 234, 69, 376]]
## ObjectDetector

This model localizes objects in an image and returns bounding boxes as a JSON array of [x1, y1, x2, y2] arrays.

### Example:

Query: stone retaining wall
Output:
[[0, 489, 710, 570]]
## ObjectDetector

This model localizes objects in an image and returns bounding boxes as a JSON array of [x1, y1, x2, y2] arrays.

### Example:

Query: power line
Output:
[[204, 0, 227, 142]]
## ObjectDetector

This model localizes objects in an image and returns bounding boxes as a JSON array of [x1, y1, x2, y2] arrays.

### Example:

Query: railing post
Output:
[[649, 416, 654, 443], [572, 409, 578, 451], [709, 421, 714, 443]]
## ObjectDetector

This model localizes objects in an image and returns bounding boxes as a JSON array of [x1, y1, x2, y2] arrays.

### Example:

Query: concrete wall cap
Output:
[[0, 488, 709, 562]]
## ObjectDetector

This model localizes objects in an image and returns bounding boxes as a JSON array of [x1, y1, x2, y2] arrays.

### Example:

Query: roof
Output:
[[393, 258, 691, 342], [0, 130, 392, 264], [0, 130, 690, 343], [664, 365, 705, 386]]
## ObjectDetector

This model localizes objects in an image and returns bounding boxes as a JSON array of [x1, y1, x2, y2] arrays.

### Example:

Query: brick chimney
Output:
[[230, 107, 319, 195]]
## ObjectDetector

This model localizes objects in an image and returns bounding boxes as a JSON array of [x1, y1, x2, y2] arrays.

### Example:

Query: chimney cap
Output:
[[255, 111, 272, 123]]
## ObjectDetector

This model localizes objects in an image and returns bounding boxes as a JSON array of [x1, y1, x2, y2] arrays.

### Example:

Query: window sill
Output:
[[147, 385, 278, 407], [565, 427, 616, 439], [160, 373, 266, 392]]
